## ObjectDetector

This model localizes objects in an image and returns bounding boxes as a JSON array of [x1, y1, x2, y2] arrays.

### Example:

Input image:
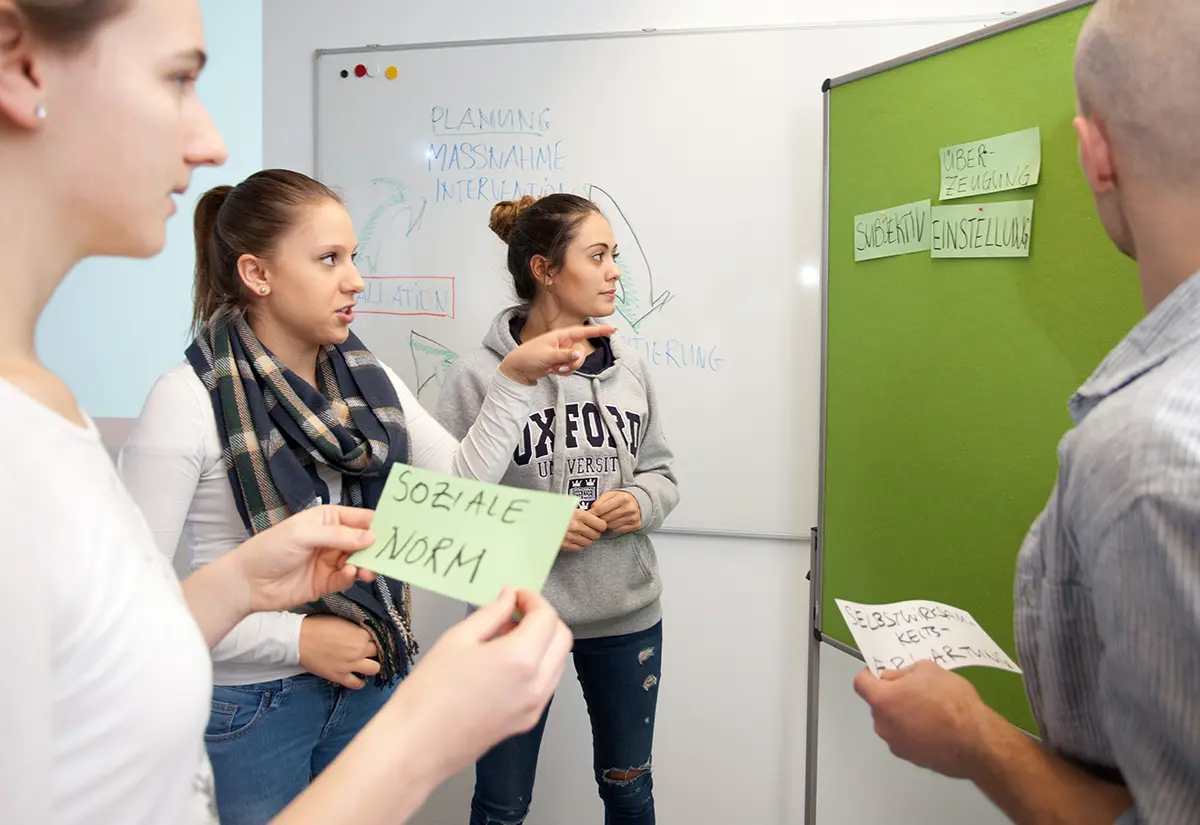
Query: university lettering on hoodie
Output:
[[512, 401, 642, 502]]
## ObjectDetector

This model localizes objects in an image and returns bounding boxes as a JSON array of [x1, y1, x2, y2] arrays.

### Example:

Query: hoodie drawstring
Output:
[[549, 375, 569, 494], [594, 376, 636, 488], [547, 373, 637, 495]]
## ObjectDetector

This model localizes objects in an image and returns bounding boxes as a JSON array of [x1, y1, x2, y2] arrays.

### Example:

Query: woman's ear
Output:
[[530, 254, 554, 288], [0, 6, 48, 130], [237, 254, 271, 296]]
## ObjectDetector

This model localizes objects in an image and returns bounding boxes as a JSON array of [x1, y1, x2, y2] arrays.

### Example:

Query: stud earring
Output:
[[34, 104, 47, 120], [259, 286, 268, 294]]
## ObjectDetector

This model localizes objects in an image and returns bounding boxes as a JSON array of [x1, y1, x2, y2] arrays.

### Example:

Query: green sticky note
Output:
[[854, 199, 932, 262], [349, 464, 577, 605], [939, 127, 1041, 201], [931, 200, 1034, 258]]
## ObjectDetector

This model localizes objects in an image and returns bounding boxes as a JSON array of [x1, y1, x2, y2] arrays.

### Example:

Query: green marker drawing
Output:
[[410, 331, 458, 400], [583, 184, 674, 332], [358, 178, 428, 275]]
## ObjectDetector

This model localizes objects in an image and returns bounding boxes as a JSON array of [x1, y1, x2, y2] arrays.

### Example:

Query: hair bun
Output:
[[488, 195, 537, 244]]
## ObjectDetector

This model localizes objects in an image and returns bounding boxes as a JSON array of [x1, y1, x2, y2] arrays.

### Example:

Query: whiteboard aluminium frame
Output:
[[310, 12, 1022, 543], [805, 2, 1092, 822]]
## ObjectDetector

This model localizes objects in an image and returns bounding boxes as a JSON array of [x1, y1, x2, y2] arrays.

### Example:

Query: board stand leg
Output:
[[804, 526, 821, 825]]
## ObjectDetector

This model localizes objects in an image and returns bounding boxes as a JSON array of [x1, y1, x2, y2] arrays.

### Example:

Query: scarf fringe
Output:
[[318, 581, 420, 684]]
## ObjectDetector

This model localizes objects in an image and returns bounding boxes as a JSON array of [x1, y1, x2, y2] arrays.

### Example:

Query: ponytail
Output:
[[191, 185, 235, 335]]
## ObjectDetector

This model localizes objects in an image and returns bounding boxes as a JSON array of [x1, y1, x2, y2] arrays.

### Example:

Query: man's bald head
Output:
[[1076, 0, 1200, 188]]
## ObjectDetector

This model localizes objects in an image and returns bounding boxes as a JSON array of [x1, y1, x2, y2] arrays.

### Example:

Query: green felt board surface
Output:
[[821, 6, 1143, 733]]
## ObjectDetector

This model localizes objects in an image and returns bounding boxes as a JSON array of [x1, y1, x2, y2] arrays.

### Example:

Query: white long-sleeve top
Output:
[[0, 378, 217, 825], [118, 361, 534, 686]]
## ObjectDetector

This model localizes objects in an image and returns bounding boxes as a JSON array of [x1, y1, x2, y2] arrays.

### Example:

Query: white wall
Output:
[[408, 535, 809, 825], [814, 645, 1010, 824], [263, 2, 1042, 823]]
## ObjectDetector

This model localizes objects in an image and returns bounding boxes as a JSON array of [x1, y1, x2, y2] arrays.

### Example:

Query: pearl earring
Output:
[[259, 286, 268, 294], [34, 104, 47, 120]]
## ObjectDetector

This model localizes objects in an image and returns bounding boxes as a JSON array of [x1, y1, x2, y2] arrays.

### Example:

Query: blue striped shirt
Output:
[[1015, 270, 1200, 825]]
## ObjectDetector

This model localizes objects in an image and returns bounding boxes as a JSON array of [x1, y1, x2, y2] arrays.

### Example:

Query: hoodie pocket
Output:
[[543, 535, 662, 628], [631, 539, 656, 584]]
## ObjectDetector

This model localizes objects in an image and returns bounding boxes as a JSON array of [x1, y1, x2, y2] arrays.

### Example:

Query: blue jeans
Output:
[[204, 672, 398, 825], [470, 621, 663, 825]]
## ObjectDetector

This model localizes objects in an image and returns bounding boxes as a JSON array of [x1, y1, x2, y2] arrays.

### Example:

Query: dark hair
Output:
[[192, 169, 342, 332], [489, 193, 602, 302], [9, 0, 130, 50]]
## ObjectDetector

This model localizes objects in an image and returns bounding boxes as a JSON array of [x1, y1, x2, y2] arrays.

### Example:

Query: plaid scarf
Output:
[[186, 311, 419, 685]]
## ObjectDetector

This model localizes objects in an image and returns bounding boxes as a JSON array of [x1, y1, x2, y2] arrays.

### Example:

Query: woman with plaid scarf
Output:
[[117, 169, 612, 825]]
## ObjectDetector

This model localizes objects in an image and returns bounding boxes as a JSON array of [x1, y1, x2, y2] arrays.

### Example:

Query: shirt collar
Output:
[[1070, 269, 1200, 424]]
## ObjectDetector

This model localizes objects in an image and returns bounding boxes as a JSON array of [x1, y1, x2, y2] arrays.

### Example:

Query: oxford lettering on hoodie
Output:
[[513, 402, 642, 482], [437, 308, 679, 639]]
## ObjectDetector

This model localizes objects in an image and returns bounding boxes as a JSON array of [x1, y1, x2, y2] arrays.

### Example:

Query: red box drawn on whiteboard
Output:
[[357, 276, 455, 319]]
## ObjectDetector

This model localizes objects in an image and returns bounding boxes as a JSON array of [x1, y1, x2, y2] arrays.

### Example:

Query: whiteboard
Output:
[[314, 18, 999, 537]]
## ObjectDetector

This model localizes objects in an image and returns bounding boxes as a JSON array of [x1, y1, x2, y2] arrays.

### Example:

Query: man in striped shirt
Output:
[[854, 1, 1200, 823]]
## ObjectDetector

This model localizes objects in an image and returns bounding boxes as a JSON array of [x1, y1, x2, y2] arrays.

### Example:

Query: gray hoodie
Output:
[[436, 307, 679, 639]]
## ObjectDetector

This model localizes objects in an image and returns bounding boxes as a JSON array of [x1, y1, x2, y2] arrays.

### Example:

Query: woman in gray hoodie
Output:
[[437, 193, 679, 825]]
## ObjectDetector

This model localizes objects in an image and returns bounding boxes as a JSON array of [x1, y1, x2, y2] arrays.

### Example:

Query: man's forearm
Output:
[[969, 708, 1133, 825]]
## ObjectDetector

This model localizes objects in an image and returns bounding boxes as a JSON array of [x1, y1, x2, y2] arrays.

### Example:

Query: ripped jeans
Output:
[[469, 621, 663, 825]]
